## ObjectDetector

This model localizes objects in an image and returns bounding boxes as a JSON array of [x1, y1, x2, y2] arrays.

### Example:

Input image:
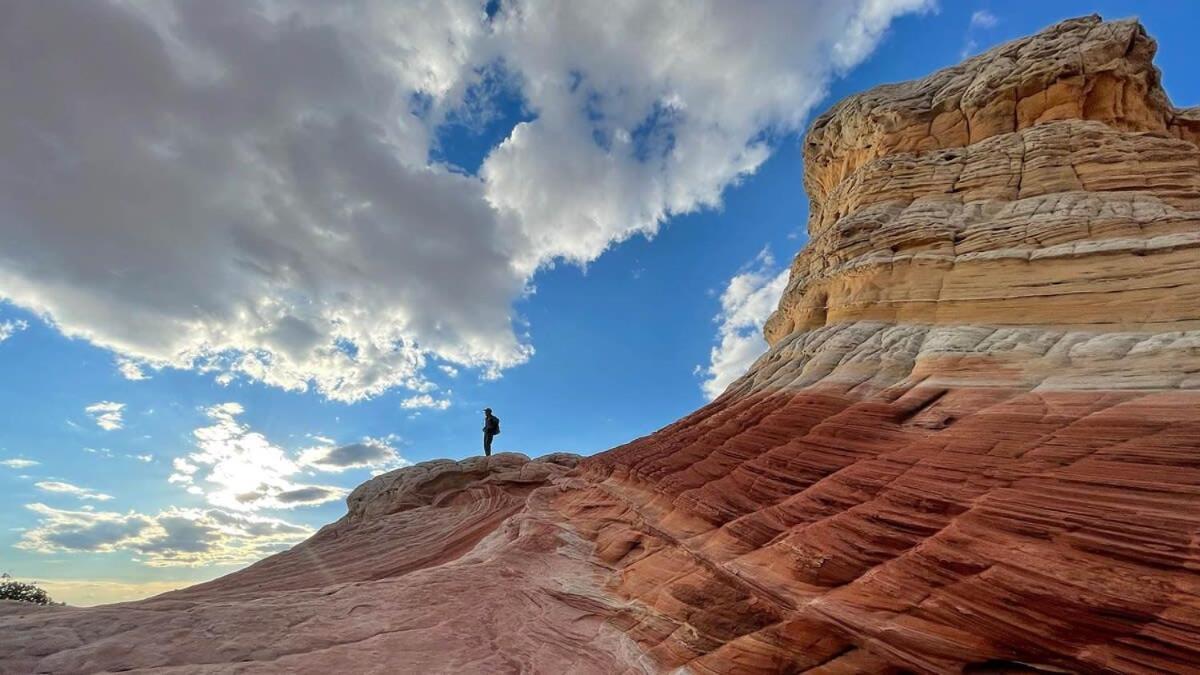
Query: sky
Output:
[[2, 1, 1198, 606]]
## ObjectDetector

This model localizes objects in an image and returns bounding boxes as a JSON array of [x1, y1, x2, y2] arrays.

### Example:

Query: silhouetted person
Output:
[[482, 407, 500, 457]]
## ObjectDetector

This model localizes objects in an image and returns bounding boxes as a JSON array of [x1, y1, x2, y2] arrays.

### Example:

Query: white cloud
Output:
[[117, 358, 150, 381], [17, 503, 311, 567], [170, 403, 345, 511], [299, 438, 410, 473], [0, 319, 28, 343], [697, 250, 789, 400], [0, 458, 39, 469], [962, 10, 999, 58], [85, 401, 125, 431], [34, 481, 114, 501], [400, 394, 451, 410], [970, 10, 998, 29], [130, 454, 154, 463], [0, 1, 931, 403], [438, 364, 460, 378]]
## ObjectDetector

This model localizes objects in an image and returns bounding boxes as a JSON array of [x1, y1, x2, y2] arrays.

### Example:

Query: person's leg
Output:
[[483, 433, 492, 457]]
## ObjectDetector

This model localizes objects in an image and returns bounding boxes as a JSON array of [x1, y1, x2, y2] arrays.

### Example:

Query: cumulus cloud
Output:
[[170, 403, 345, 511], [0, 1, 931, 403], [17, 503, 311, 567], [299, 438, 409, 472], [0, 458, 39, 469], [0, 319, 28, 343], [85, 401, 125, 431], [35, 481, 114, 502], [697, 250, 789, 400], [400, 394, 452, 410]]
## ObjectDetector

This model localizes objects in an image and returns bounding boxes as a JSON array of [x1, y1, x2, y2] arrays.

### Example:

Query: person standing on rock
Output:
[[482, 407, 500, 457]]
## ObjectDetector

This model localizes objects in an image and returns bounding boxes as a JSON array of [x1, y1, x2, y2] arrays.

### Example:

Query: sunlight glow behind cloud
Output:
[[18, 503, 312, 567], [0, 0, 930, 404], [169, 403, 346, 512]]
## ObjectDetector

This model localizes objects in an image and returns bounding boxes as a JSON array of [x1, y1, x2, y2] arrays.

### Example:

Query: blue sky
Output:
[[2, 1, 1198, 605]]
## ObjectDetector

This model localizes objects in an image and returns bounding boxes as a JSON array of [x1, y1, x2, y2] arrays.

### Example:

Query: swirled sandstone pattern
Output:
[[0, 454, 654, 674], [2, 15, 1198, 675], [570, 15, 1200, 674]]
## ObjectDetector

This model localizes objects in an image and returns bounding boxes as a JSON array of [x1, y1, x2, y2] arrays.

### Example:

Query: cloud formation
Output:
[[117, 358, 150, 381], [299, 438, 409, 473], [0, 319, 27, 343], [400, 394, 452, 410], [0, 458, 39, 469], [962, 9, 999, 58], [697, 250, 789, 400], [169, 403, 345, 511], [970, 10, 998, 29], [0, 1, 930, 403], [35, 481, 114, 502], [85, 401, 125, 431], [17, 502, 311, 567]]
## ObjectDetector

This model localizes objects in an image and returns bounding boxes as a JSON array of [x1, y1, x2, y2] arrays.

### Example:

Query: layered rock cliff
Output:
[[3, 15, 1199, 675], [571, 15, 1200, 674]]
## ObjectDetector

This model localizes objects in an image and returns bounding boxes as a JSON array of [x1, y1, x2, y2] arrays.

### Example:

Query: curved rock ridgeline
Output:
[[1, 454, 653, 674]]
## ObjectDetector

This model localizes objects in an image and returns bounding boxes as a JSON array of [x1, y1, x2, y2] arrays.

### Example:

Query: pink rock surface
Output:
[[0, 454, 651, 674]]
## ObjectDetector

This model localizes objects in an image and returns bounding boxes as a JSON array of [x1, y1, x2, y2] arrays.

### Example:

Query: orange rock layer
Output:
[[569, 382, 1200, 673]]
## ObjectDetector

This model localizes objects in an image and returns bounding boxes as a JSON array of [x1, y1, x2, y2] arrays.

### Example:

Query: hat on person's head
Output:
[[484, 407, 492, 413]]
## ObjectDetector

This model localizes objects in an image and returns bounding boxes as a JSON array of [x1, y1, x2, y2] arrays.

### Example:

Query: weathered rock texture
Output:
[[570, 15, 1200, 674], [0, 454, 653, 674], [3, 15, 1199, 675]]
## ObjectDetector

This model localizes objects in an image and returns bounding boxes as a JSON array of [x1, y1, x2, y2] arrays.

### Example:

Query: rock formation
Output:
[[571, 15, 1200, 674], [3, 15, 1199, 675], [1, 454, 654, 674]]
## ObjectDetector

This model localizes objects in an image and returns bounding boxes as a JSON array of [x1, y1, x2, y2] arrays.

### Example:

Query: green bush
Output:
[[0, 573, 53, 605]]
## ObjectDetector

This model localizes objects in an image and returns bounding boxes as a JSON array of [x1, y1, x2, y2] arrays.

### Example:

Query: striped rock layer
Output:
[[568, 15, 1200, 674], [2, 15, 1198, 675]]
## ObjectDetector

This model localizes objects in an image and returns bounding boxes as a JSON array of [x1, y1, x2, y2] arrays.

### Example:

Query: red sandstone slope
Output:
[[3, 15, 1200, 675]]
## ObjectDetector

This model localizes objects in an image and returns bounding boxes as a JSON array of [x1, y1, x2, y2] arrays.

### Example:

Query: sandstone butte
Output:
[[3, 14, 1200, 675]]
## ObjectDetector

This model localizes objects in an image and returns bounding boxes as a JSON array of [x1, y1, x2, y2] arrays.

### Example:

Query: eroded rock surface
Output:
[[565, 15, 1200, 674], [0, 454, 652, 674], [3, 15, 1199, 675]]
